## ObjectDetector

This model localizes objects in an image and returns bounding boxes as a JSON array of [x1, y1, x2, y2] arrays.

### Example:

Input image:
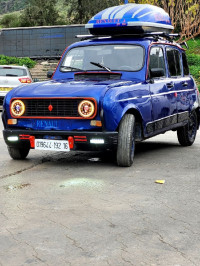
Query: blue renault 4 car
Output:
[[2, 4, 200, 166]]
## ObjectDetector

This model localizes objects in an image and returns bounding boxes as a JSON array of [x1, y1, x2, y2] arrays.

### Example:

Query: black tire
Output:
[[7, 146, 30, 160], [177, 111, 198, 146], [117, 113, 135, 167]]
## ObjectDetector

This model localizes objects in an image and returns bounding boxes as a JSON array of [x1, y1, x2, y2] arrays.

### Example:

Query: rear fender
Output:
[[195, 107, 200, 129]]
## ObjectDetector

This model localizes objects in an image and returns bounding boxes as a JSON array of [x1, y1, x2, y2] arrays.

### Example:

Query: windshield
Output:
[[61, 44, 144, 72]]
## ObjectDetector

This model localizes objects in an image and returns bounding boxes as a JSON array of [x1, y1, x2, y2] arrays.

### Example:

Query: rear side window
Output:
[[0, 67, 27, 77], [166, 48, 182, 77], [182, 53, 190, 75]]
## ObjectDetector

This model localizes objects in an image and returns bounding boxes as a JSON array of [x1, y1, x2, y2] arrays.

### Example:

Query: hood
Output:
[[9, 78, 141, 102]]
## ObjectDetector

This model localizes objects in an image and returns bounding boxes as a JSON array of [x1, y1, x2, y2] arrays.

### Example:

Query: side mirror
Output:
[[47, 70, 54, 79], [150, 68, 165, 78]]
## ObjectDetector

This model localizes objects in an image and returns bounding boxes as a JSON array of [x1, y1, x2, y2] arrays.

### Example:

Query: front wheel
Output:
[[177, 111, 198, 146], [7, 146, 30, 160], [117, 113, 135, 167]]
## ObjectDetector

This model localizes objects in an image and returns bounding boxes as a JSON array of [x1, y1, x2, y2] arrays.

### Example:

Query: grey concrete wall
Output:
[[0, 25, 88, 58]]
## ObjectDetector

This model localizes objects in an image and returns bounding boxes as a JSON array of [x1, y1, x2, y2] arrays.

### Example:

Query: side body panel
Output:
[[145, 43, 199, 137], [103, 82, 152, 132], [148, 78, 177, 134]]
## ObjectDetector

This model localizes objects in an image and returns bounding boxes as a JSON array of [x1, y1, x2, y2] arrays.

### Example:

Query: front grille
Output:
[[20, 98, 85, 118]]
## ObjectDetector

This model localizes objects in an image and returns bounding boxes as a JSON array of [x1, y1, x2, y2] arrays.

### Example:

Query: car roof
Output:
[[0, 65, 29, 69]]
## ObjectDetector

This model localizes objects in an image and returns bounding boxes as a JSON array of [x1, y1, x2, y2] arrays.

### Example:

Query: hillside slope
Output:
[[0, 0, 27, 14], [0, 0, 67, 15]]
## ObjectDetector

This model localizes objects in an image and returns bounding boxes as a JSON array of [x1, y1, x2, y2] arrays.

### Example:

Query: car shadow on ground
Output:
[[135, 139, 180, 156], [30, 139, 181, 167]]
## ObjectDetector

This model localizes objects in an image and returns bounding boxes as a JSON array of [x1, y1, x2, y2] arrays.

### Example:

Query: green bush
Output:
[[0, 55, 36, 68], [186, 55, 200, 90], [186, 39, 200, 91], [190, 65, 200, 88], [186, 53, 200, 66], [186, 38, 200, 54], [0, 13, 21, 28]]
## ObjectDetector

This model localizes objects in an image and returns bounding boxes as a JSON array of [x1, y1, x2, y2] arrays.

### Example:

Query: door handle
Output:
[[182, 81, 188, 87], [166, 82, 174, 88]]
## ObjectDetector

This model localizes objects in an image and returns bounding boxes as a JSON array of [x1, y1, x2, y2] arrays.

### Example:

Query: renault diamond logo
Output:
[[48, 104, 53, 111]]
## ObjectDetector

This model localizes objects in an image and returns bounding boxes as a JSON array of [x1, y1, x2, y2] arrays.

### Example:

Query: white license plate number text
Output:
[[35, 139, 70, 151]]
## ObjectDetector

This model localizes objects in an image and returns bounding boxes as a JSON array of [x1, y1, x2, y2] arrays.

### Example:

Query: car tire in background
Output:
[[177, 111, 198, 146]]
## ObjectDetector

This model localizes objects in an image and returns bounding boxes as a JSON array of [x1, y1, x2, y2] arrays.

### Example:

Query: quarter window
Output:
[[182, 53, 190, 75], [166, 48, 182, 77]]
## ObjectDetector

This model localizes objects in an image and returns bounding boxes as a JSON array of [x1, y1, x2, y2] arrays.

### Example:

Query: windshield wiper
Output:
[[90, 62, 111, 72], [60, 66, 84, 72]]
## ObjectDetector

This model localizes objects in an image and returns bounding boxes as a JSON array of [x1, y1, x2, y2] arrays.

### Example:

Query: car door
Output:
[[177, 51, 196, 122], [147, 45, 177, 134], [166, 47, 190, 123]]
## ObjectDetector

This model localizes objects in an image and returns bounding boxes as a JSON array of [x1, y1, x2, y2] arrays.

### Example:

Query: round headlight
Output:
[[78, 100, 95, 118], [11, 100, 25, 117]]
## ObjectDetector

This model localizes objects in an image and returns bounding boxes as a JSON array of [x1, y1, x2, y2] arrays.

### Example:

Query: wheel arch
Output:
[[194, 107, 200, 129], [117, 107, 144, 141]]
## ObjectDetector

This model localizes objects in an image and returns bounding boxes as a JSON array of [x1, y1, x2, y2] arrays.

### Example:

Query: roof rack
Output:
[[144, 32, 180, 42], [76, 32, 180, 42], [76, 34, 106, 40]]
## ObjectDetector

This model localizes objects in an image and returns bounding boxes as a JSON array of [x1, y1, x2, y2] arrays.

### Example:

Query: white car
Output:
[[0, 65, 33, 110]]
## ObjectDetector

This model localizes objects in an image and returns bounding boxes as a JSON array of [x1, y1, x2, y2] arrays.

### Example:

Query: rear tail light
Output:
[[18, 78, 32, 83]]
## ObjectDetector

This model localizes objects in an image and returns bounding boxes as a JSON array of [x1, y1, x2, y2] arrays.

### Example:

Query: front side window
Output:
[[60, 44, 144, 72], [166, 48, 182, 77], [148, 46, 166, 78]]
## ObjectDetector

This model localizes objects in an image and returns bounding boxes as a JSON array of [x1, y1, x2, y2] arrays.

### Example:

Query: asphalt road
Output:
[[0, 117, 200, 266]]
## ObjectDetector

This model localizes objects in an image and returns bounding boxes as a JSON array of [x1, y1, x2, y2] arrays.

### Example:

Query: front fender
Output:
[[103, 86, 152, 131], [103, 101, 144, 131], [102, 83, 152, 131]]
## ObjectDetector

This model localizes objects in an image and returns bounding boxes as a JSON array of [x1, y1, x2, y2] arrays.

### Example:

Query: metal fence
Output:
[[0, 25, 88, 59]]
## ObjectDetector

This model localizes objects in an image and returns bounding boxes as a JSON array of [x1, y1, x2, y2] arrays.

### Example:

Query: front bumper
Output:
[[3, 129, 118, 151]]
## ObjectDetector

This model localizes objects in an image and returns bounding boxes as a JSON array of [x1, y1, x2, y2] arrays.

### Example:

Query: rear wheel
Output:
[[8, 146, 30, 160], [177, 111, 198, 146], [117, 114, 135, 167]]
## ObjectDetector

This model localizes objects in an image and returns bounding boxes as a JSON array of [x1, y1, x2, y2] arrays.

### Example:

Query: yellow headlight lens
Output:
[[11, 100, 25, 117], [78, 100, 95, 118]]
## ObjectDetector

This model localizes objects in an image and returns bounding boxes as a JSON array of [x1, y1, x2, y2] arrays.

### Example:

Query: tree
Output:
[[20, 0, 59, 26], [162, 0, 200, 41], [65, 0, 121, 24], [129, 0, 200, 41]]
